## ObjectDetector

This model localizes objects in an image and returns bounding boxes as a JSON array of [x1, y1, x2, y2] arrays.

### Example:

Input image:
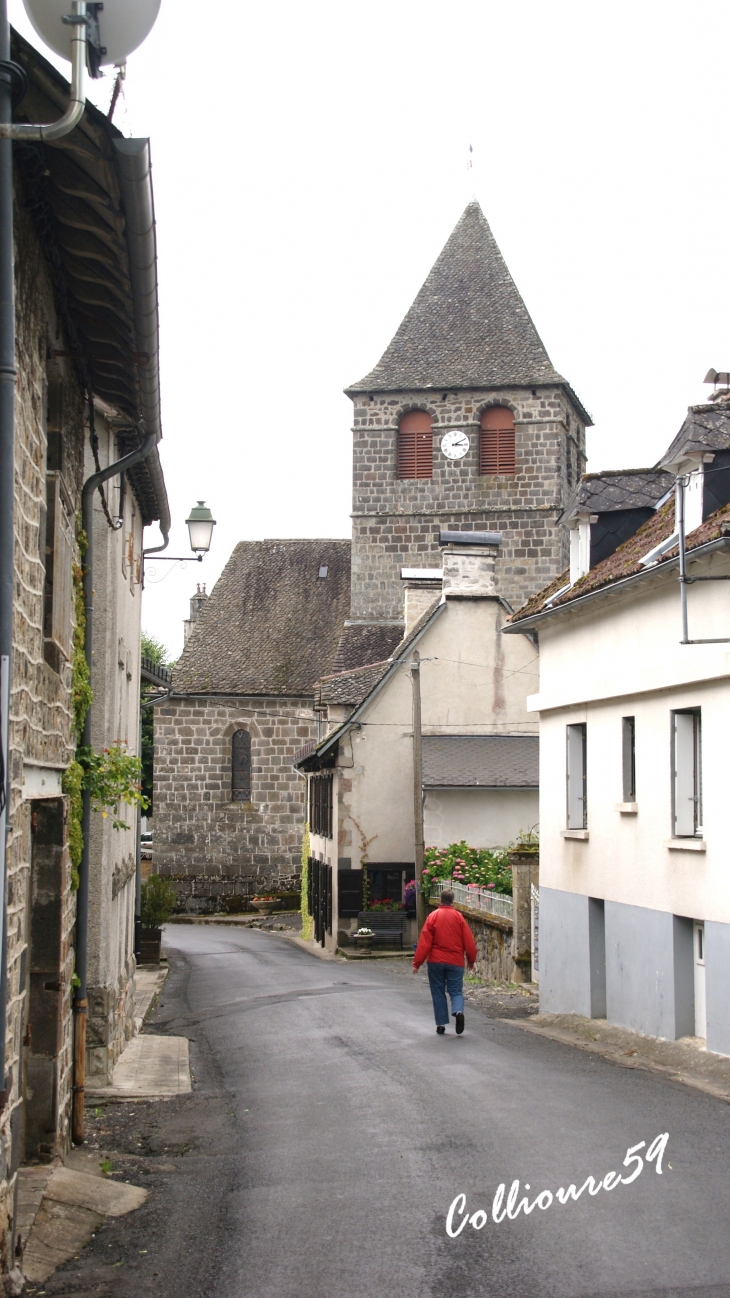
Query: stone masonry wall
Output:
[[154, 696, 317, 912], [0, 195, 86, 1259], [349, 386, 586, 619]]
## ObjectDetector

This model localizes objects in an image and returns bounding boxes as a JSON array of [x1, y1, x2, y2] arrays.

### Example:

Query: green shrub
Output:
[[141, 874, 177, 928]]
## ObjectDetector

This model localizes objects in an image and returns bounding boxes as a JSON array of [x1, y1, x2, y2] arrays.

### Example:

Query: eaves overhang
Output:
[[503, 536, 730, 635]]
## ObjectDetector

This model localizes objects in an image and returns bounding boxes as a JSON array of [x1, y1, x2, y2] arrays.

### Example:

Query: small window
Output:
[[397, 411, 433, 480], [622, 717, 636, 802], [309, 772, 333, 838], [566, 723, 587, 829], [480, 407, 515, 475], [672, 710, 702, 837], [231, 729, 252, 802], [318, 565, 328, 579]]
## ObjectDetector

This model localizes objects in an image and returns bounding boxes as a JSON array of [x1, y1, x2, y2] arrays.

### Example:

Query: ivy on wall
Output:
[[62, 524, 147, 889]]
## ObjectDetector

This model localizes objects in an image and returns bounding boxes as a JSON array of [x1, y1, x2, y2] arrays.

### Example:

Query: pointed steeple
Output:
[[348, 202, 566, 394]]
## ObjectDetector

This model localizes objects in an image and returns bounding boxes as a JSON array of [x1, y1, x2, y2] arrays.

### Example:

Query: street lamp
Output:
[[186, 501, 216, 555]]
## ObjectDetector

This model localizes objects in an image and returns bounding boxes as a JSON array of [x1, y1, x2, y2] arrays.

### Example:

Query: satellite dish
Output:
[[22, 0, 161, 68]]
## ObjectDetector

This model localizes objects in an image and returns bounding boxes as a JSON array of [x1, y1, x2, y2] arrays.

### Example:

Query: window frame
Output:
[[671, 709, 702, 838], [566, 722, 587, 829]]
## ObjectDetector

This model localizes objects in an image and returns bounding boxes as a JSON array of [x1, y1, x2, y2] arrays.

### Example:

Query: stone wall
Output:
[[349, 386, 586, 620], [154, 696, 317, 912], [427, 901, 515, 982], [0, 196, 86, 1259]]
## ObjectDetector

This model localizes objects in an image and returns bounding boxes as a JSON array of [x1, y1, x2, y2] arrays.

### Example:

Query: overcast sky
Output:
[[10, 0, 730, 658]]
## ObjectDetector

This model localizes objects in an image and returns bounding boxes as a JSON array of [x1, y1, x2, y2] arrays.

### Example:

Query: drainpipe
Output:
[[0, 0, 15, 1119], [677, 475, 689, 645]]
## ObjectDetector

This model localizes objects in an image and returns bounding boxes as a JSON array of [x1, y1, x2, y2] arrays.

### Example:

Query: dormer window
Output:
[[480, 407, 515, 475], [397, 411, 433, 480]]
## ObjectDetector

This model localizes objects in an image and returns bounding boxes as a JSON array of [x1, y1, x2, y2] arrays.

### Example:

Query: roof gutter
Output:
[[113, 138, 171, 551], [503, 535, 730, 634]]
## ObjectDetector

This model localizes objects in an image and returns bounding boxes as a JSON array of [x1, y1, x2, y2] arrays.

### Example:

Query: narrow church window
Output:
[[397, 411, 433, 480], [231, 729, 252, 802], [480, 407, 516, 475]]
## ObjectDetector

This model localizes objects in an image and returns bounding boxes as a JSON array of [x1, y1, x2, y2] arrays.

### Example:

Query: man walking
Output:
[[413, 890, 477, 1034]]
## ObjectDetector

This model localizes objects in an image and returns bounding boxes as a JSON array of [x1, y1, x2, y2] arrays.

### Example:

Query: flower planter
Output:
[[251, 900, 277, 915], [139, 926, 162, 965], [354, 935, 374, 952]]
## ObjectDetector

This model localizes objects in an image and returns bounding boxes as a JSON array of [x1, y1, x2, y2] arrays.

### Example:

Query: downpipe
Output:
[[677, 476, 689, 645], [0, 0, 87, 140], [73, 430, 156, 1144]]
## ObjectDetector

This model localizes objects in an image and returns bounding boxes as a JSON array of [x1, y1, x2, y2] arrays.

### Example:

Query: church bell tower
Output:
[[335, 201, 591, 672]]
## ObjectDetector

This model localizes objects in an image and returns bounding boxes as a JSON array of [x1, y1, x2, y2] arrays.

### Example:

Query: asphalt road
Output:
[[39, 924, 730, 1298]]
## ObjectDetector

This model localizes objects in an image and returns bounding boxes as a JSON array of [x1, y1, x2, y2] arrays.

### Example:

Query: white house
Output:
[[506, 398, 730, 1055], [296, 535, 539, 952]]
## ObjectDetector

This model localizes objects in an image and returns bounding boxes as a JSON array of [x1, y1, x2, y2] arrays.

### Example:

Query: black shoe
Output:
[[455, 1012, 465, 1035], [436, 1025, 446, 1035]]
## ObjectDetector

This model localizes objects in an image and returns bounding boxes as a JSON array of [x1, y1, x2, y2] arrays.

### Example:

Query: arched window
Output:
[[231, 729, 252, 802], [480, 407, 516, 475], [397, 411, 433, 480]]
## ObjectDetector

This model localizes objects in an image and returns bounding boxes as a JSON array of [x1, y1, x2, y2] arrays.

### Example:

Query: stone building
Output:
[[0, 31, 170, 1270], [154, 541, 350, 910], [337, 200, 591, 671]]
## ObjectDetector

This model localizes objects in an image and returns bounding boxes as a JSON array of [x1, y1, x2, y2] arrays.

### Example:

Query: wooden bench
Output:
[[357, 911, 407, 948]]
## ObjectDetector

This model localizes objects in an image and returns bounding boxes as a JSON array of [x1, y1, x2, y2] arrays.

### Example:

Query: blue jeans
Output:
[[427, 962, 465, 1026]]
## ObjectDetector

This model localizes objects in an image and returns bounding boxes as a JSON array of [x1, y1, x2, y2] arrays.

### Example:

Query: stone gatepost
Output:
[[510, 849, 539, 983]]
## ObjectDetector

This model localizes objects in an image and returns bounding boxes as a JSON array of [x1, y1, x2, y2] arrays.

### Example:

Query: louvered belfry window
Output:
[[397, 411, 433, 480], [480, 406, 516, 475], [231, 729, 252, 802]]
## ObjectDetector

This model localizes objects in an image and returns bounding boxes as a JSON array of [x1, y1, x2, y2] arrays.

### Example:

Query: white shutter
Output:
[[673, 712, 697, 837], [566, 724, 586, 829]]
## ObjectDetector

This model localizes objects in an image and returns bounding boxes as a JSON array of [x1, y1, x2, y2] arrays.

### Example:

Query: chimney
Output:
[[184, 583, 207, 644], [439, 530, 501, 597]]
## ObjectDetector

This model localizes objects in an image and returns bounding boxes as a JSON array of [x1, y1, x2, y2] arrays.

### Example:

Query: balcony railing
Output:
[[430, 877, 513, 922]]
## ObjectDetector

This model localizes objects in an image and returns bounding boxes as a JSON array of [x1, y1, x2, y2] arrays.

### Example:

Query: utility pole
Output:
[[411, 650, 426, 932]]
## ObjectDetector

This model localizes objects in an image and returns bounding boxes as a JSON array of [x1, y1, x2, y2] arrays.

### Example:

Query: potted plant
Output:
[[140, 874, 177, 964], [251, 895, 278, 915], [353, 926, 375, 951]]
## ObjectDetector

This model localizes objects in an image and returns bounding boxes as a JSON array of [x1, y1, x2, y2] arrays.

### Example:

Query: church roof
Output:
[[347, 202, 587, 418], [173, 540, 351, 697]]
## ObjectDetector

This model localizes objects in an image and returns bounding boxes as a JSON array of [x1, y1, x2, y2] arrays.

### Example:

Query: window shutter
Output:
[[337, 869, 363, 918], [673, 712, 698, 836], [566, 723, 587, 829], [480, 407, 516, 475], [622, 717, 635, 802], [398, 411, 433, 480]]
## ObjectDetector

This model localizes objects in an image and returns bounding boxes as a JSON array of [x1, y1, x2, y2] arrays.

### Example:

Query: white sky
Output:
[[10, 0, 730, 659]]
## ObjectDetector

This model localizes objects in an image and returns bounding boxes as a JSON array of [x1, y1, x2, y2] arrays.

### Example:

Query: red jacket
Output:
[[413, 905, 477, 970]]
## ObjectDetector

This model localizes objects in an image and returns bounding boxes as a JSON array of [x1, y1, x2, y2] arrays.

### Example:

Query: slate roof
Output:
[[422, 735, 538, 788], [509, 496, 730, 627], [331, 623, 404, 673], [561, 469, 673, 521], [318, 660, 391, 708], [659, 402, 730, 469], [347, 202, 590, 421], [173, 540, 351, 696]]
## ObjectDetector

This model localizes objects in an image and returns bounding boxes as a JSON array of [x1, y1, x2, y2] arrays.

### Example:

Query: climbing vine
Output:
[[300, 822, 312, 941], [62, 523, 147, 890]]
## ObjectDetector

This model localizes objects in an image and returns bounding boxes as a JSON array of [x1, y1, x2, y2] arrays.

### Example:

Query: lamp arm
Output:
[[0, 1, 87, 141]]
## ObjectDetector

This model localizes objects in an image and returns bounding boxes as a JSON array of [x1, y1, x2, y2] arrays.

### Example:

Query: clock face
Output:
[[441, 430, 470, 460]]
